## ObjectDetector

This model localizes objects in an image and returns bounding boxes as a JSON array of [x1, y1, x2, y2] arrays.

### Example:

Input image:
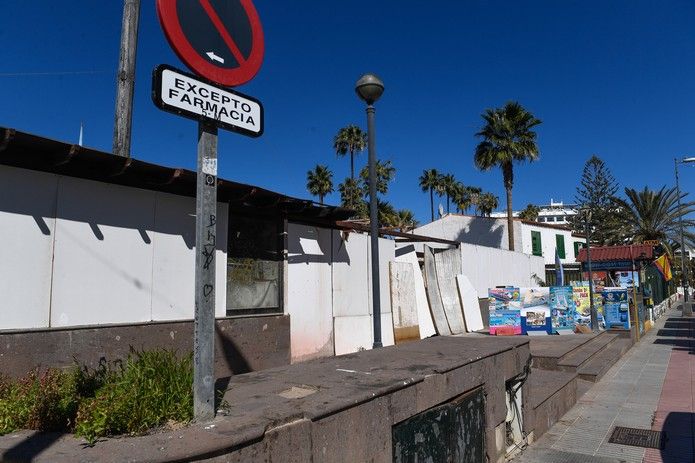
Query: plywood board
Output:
[[456, 275, 483, 332], [394, 247, 436, 338], [434, 248, 466, 334], [424, 246, 452, 335], [389, 262, 421, 343]]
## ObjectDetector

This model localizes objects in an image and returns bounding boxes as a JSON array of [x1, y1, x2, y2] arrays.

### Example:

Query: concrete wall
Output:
[[0, 165, 228, 331], [414, 215, 522, 251], [460, 243, 546, 296], [287, 224, 395, 362], [0, 315, 290, 379]]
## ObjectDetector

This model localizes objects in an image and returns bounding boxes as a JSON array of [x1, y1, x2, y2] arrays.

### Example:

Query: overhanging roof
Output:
[[576, 244, 654, 263], [0, 127, 353, 224]]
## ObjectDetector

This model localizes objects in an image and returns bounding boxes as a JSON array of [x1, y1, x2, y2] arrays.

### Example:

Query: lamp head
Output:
[[355, 74, 385, 105]]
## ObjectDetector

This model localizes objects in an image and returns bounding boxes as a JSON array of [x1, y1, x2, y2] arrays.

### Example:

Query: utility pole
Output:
[[113, 0, 141, 157]]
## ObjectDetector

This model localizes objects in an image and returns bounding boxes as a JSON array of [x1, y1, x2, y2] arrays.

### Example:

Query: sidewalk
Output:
[[515, 306, 695, 463]]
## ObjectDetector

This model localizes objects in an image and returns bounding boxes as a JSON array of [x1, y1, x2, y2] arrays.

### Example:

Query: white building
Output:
[[414, 214, 586, 266], [489, 199, 578, 225], [0, 128, 399, 366]]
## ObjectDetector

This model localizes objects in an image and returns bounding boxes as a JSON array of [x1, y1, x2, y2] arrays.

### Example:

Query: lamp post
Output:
[[675, 157, 695, 315], [583, 209, 599, 332], [356, 74, 385, 348]]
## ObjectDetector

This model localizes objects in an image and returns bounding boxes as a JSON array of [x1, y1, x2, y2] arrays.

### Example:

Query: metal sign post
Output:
[[193, 122, 218, 420], [156, 0, 265, 422]]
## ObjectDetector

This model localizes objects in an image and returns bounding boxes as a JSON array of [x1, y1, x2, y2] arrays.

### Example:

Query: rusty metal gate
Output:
[[392, 388, 485, 462]]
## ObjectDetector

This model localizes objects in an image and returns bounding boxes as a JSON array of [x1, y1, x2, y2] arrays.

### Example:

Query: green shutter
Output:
[[531, 231, 542, 256], [574, 241, 584, 257], [556, 235, 566, 259]]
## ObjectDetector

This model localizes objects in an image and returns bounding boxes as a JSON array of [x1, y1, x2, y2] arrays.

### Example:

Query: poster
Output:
[[573, 286, 591, 322], [550, 286, 576, 333], [602, 288, 630, 329], [488, 287, 521, 335], [519, 287, 551, 334]]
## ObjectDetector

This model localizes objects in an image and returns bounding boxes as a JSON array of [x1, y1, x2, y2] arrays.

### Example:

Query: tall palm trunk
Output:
[[503, 162, 515, 251], [446, 194, 450, 214], [319, 194, 324, 205], [350, 151, 355, 180], [506, 186, 514, 250], [430, 188, 434, 222]]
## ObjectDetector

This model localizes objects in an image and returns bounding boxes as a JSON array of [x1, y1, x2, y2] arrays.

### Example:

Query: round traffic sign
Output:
[[156, 0, 264, 86]]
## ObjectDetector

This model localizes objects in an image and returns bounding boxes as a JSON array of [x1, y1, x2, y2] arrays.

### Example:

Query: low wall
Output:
[[0, 315, 290, 378], [0, 336, 532, 463]]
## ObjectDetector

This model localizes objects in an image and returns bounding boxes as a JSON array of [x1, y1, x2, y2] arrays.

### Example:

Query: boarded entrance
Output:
[[392, 388, 485, 462]]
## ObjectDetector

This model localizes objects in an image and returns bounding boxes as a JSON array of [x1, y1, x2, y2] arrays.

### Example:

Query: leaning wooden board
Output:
[[389, 262, 421, 343], [394, 247, 436, 338], [456, 274, 483, 332], [434, 248, 466, 334], [424, 246, 452, 335]]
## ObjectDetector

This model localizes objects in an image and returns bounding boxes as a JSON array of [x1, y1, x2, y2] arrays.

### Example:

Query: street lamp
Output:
[[583, 209, 599, 332], [675, 156, 695, 315], [356, 73, 385, 348]]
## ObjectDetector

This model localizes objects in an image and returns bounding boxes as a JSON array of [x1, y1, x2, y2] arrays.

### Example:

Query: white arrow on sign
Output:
[[206, 51, 225, 64]]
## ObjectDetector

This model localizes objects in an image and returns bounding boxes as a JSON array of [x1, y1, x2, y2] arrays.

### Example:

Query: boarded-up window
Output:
[[531, 231, 542, 256], [574, 241, 585, 257], [226, 214, 282, 315]]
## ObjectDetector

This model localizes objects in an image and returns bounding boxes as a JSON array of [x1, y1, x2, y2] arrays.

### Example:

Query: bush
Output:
[[0, 349, 193, 445], [74, 349, 193, 443]]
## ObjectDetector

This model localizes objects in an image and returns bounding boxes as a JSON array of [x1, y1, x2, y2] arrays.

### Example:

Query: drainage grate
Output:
[[608, 426, 665, 450]]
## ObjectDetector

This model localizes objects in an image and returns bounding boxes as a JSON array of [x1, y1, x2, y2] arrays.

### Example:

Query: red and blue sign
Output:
[[157, 0, 265, 87]]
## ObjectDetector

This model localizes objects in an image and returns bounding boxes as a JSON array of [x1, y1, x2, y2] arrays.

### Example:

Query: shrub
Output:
[[0, 349, 193, 445], [74, 349, 193, 444]]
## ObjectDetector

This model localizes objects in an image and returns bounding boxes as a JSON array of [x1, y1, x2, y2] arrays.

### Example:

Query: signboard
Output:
[[153, 65, 263, 137], [488, 287, 521, 335], [519, 287, 552, 334], [550, 286, 576, 334], [602, 288, 630, 329], [157, 0, 265, 86], [582, 260, 633, 271]]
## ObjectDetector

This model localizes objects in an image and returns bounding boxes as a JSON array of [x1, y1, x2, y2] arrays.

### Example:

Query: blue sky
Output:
[[1, 1, 694, 224]]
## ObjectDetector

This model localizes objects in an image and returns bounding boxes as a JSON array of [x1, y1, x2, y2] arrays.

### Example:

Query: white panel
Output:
[[394, 248, 436, 338], [332, 231, 369, 317], [434, 249, 466, 334], [0, 166, 56, 329], [51, 178, 155, 327], [150, 193, 228, 320], [287, 223, 334, 362], [389, 262, 420, 343], [456, 275, 483, 332], [334, 315, 372, 355], [367, 236, 395, 315]]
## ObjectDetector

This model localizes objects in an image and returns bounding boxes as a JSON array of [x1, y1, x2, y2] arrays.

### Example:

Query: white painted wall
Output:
[[415, 214, 583, 265], [0, 165, 228, 330], [286, 225, 396, 361], [459, 243, 545, 296], [286, 223, 335, 362], [0, 167, 56, 330], [520, 222, 584, 265]]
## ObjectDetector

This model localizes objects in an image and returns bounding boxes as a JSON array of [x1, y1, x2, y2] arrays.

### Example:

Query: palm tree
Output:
[[441, 173, 457, 213], [333, 125, 367, 180], [306, 165, 334, 204], [474, 101, 541, 251], [359, 160, 396, 195], [338, 177, 367, 218], [392, 209, 419, 232], [419, 168, 441, 222], [477, 192, 499, 216], [609, 186, 695, 251], [518, 203, 541, 221]]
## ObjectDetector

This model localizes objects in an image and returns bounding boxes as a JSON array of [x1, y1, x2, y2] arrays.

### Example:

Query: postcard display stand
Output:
[[488, 287, 522, 335], [602, 288, 630, 330], [519, 288, 552, 334]]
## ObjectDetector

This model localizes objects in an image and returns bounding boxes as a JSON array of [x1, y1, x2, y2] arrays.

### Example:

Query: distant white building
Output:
[[489, 199, 578, 225], [414, 214, 586, 266]]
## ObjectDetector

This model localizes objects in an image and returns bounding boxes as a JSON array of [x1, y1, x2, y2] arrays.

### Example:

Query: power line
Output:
[[0, 70, 112, 77]]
